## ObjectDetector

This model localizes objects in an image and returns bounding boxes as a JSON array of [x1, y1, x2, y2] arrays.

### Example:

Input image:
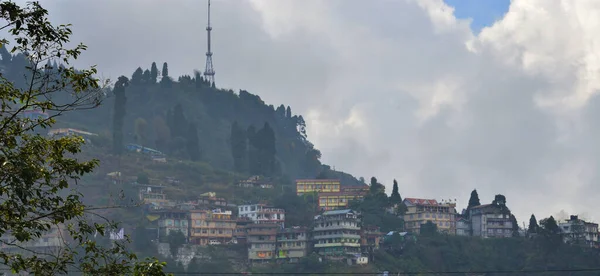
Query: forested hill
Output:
[[0, 50, 362, 185]]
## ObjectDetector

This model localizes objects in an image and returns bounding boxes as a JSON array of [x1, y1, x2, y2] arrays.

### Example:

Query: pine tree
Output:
[[186, 123, 201, 161], [286, 106, 292, 118], [162, 62, 169, 77], [528, 214, 539, 234], [142, 69, 151, 84], [389, 179, 401, 204], [230, 121, 247, 172], [112, 76, 129, 155], [131, 67, 143, 85], [150, 62, 158, 83], [468, 189, 481, 209]]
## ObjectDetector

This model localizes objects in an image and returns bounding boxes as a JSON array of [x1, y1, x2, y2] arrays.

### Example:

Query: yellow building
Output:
[[296, 179, 341, 195], [318, 191, 366, 211], [190, 209, 236, 245], [403, 198, 457, 234]]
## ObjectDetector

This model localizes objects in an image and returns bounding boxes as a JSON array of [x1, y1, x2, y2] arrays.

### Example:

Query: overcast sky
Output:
[[23, 0, 600, 224]]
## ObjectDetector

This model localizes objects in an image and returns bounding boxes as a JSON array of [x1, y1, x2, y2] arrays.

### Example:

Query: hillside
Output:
[[54, 62, 363, 186]]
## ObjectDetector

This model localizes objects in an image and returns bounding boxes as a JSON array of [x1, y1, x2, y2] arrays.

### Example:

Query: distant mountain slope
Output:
[[0, 51, 362, 185]]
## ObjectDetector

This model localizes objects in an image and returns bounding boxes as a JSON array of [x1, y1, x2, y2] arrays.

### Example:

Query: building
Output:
[[48, 128, 97, 139], [559, 215, 599, 248], [313, 209, 361, 258], [470, 204, 513, 238], [403, 198, 457, 234], [197, 192, 228, 207], [296, 179, 341, 195], [456, 216, 470, 236], [360, 226, 382, 253], [125, 143, 164, 156], [247, 223, 279, 263], [317, 186, 369, 211], [238, 204, 285, 228], [0, 225, 65, 255], [318, 191, 365, 211], [189, 209, 236, 245], [238, 175, 274, 189], [276, 227, 309, 262], [233, 217, 254, 245], [137, 184, 170, 208], [155, 209, 189, 241]]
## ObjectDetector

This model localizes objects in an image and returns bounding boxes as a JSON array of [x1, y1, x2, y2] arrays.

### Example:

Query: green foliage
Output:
[[137, 172, 150, 184], [273, 187, 316, 227], [467, 189, 481, 209], [0, 1, 167, 274], [528, 214, 539, 234], [112, 76, 128, 154], [374, 235, 600, 275], [420, 221, 438, 236], [166, 231, 186, 258]]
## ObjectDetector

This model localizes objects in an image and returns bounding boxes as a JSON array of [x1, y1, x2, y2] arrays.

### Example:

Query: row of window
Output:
[[408, 213, 453, 219], [192, 228, 233, 235]]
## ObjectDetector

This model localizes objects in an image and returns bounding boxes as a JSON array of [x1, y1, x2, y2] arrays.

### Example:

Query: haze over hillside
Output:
[[17, 0, 600, 225]]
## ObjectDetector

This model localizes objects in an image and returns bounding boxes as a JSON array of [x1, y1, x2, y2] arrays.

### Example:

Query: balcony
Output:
[[313, 233, 361, 240], [314, 242, 360, 248], [314, 224, 360, 231]]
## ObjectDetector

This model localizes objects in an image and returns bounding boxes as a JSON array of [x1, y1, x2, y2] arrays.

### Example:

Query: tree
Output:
[[286, 106, 292, 118], [420, 221, 438, 237], [0, 1, 167, 274], [230, 121, 247, 172], [137, 172, 150, 184], [510, 214, 520, 237], [150, 62, 158, 83], [369, 177, 385, 195], [162, 62, 169, 77], [528, 214, 539, 234], [142, 69, 151, 83], [467, 189, 481, 209], [186, 122, 201, 161], [492, 194, 506, 206], [134, 117, 149, 146], [131, 67, 143, 86], [112, 76, 128, 154], [153, 115, 171, 152], [166, 231, 186, 258], [389, 179, 402, 204]]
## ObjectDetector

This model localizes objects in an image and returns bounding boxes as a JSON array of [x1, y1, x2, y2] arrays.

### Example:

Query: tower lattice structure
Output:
[[203, 0, 215, 84]]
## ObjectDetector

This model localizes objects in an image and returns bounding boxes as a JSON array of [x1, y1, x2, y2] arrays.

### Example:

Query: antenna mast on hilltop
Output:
[[204, 0, 216, 85]]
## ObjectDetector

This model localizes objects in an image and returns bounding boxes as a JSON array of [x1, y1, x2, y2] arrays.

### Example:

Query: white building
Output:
[[238, 204, 285, 228], [559, 215, 599, 248], [470, 204, 513, 238]]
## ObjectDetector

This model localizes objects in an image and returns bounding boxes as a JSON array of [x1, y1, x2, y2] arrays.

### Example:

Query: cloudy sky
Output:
[[23, 0, 600, 224]]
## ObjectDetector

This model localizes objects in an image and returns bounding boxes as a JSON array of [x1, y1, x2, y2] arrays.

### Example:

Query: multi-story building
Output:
[[137, 184, 170, 207], [233, 217, 254, 245], [238, 175, 274, 189], [470, 204, 513, 238], [296, 179, 341, 195], [313, 209, 361, 258], [559, 215, 599, 248], [155, 209, 189, 240], [276, 227, 309, 262], [189, 209, 236, 245], [238, 204, 285, 228], [317, 187, 369, 211], [197, 192, 228, 207], [247, 223, 279, 263], [403, 198, 457, 234], [360, 226, 382, 253]]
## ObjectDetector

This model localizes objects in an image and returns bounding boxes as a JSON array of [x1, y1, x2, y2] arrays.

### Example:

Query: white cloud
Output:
[[18, 0, 600, 223]]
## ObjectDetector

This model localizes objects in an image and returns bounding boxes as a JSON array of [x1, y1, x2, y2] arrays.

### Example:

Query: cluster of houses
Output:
[[137, 178, 380, 264], [4, 173, 599, 266]]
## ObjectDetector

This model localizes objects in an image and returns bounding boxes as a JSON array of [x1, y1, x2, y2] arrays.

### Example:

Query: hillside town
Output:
[[4, 137, 599, 268]]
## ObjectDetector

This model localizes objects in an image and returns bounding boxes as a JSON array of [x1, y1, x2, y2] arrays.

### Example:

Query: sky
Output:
[[16, 0, 600, 225]]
